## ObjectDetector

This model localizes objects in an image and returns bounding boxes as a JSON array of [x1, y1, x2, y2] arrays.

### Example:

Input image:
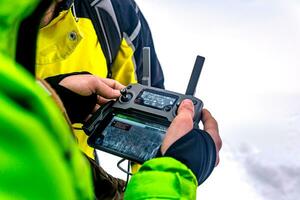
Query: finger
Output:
[[96, 95, 110, 105], [202, 109, 218, 134], [84, 104, 101, 122], [202, 109, 221, 148], [84, 114, 93, 122], [177, 99, 195, 119], [170, 99, 194, 135], [161, 99, 194, 154], [93, 78, 121, 99], [215, 157, 220, 166], [100, 78, 125, 90], [92, 104, 100, 113], [202, 108, 222, 166]]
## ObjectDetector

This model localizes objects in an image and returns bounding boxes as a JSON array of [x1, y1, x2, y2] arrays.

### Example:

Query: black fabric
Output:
[[45, 72, 97, 124], [78, 0, 121, 69], [74, 0, 165, 88], [85, 155, 126, 200], [16, 0, 53, 75], [161, 129, 216, 185], [111, 0, 164, 88], [57, 0, 73, 11], [131, 1, 165, 89]]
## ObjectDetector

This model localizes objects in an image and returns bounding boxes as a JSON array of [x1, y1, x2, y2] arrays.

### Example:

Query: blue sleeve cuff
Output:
[[162, 129, 216, 185]]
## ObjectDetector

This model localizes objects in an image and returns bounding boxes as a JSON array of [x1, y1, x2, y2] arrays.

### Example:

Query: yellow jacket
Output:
[[36, 8, 138, 158], [36, 1, 164, 158]]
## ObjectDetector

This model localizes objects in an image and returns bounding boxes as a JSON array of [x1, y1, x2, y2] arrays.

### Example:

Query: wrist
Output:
[[162, 129, 216, 185], [45, 72, 97, 123]]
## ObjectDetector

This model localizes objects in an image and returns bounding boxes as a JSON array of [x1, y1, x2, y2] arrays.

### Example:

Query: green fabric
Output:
[[0, 0, 38, 57], [124, 157, 197, 200], [0, 0, 94, 199]]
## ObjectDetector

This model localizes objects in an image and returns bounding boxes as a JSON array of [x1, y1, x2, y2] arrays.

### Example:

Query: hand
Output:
[[60, 74, 124, 98], [46, 73, 125, 123], [59, 74, 125, 111], [161, 99, 194, 155], [161, 99, 222, 166]]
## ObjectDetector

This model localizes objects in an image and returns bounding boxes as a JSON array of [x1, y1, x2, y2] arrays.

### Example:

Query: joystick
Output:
[[120, 88, 132, 102]]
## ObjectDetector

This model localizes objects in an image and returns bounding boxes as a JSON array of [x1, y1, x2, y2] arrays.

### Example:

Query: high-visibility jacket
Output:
[[0, 0, 94, 199], [36, 0, 164, 158]]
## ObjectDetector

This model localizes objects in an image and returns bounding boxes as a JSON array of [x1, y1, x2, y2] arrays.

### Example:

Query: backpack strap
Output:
[[74, 0, 165, 88], [75, 0, 122, 78], [107, 0, 165, 88]]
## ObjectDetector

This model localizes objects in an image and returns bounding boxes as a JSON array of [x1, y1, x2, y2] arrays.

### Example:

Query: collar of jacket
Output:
[[57, 0, 74, 11], [36, 8, 83, 65], [15, 0, 52, 75]]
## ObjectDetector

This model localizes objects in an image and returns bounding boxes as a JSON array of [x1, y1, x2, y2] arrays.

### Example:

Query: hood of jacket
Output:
[[0, 0, 52, 73], [0, 0, 39, 58], [0, 1, 94, 199]]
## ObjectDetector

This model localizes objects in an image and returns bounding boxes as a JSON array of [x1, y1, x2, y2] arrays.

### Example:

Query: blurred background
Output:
[[98, 0, 300, 199]]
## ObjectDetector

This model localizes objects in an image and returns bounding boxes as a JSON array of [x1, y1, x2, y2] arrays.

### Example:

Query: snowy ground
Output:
[[99, 0, 300, 199]]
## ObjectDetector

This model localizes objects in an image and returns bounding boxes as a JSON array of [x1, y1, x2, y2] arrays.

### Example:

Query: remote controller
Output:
[[83, 56, 205, 163]]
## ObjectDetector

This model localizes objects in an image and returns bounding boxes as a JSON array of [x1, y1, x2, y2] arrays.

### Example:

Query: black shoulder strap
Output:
[[76, 0, 122, 77], [73, 0, 165, 88]]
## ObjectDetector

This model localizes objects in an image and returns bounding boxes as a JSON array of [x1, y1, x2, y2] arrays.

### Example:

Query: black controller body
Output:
[[83, 83, 203, 163]]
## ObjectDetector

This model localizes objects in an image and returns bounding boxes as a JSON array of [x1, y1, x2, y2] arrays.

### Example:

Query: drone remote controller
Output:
[[83, 56, 205, 163]]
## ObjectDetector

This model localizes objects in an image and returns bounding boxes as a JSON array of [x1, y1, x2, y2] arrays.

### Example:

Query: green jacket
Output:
[[0, 0, 197, 199], [0, 0, 94, 199]]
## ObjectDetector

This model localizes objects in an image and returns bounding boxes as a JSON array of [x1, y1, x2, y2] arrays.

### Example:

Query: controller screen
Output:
[[96, 114, 167, 162], [135, 89, 178, 110]]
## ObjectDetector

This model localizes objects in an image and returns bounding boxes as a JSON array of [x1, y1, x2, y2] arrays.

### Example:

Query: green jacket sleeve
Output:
[[124, 157, 197, 200], [0, 94, 77, 199], [0, 55, 94, 199]]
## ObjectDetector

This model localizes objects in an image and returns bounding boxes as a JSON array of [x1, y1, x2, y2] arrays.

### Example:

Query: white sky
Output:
[[100, 1, 300, 199]]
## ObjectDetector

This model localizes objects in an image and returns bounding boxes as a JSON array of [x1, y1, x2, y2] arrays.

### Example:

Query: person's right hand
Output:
[[45, 72, 125, 123], [161, 99, 195, 155], [161, 99, 222, 166], [59, 74, 124, 107]]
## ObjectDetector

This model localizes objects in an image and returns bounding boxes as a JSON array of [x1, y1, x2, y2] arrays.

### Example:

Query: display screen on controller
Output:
[[83, 56, 205, 163], [95, 113, 167, 162], [135, 89, 178, 110]]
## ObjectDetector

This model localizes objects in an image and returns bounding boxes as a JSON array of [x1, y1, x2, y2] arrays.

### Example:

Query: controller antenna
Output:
[[185, 55, 205, 96], [142, 47, 151, 87]]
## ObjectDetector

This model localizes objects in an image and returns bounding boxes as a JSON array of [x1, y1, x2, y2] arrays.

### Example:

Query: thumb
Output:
[[177, 99, 195, 119], [161, 99, 194, 155]]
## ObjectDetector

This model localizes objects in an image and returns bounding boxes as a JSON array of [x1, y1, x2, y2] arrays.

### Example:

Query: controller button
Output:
[[127, 85, 132, 90], [192, 100, 198, 105], [120, 88, 128, 96], [164, 105, 172, 112], [120, 88, 133, 102], [134, 98, 142, 104], [120, 93, 132, 102]]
